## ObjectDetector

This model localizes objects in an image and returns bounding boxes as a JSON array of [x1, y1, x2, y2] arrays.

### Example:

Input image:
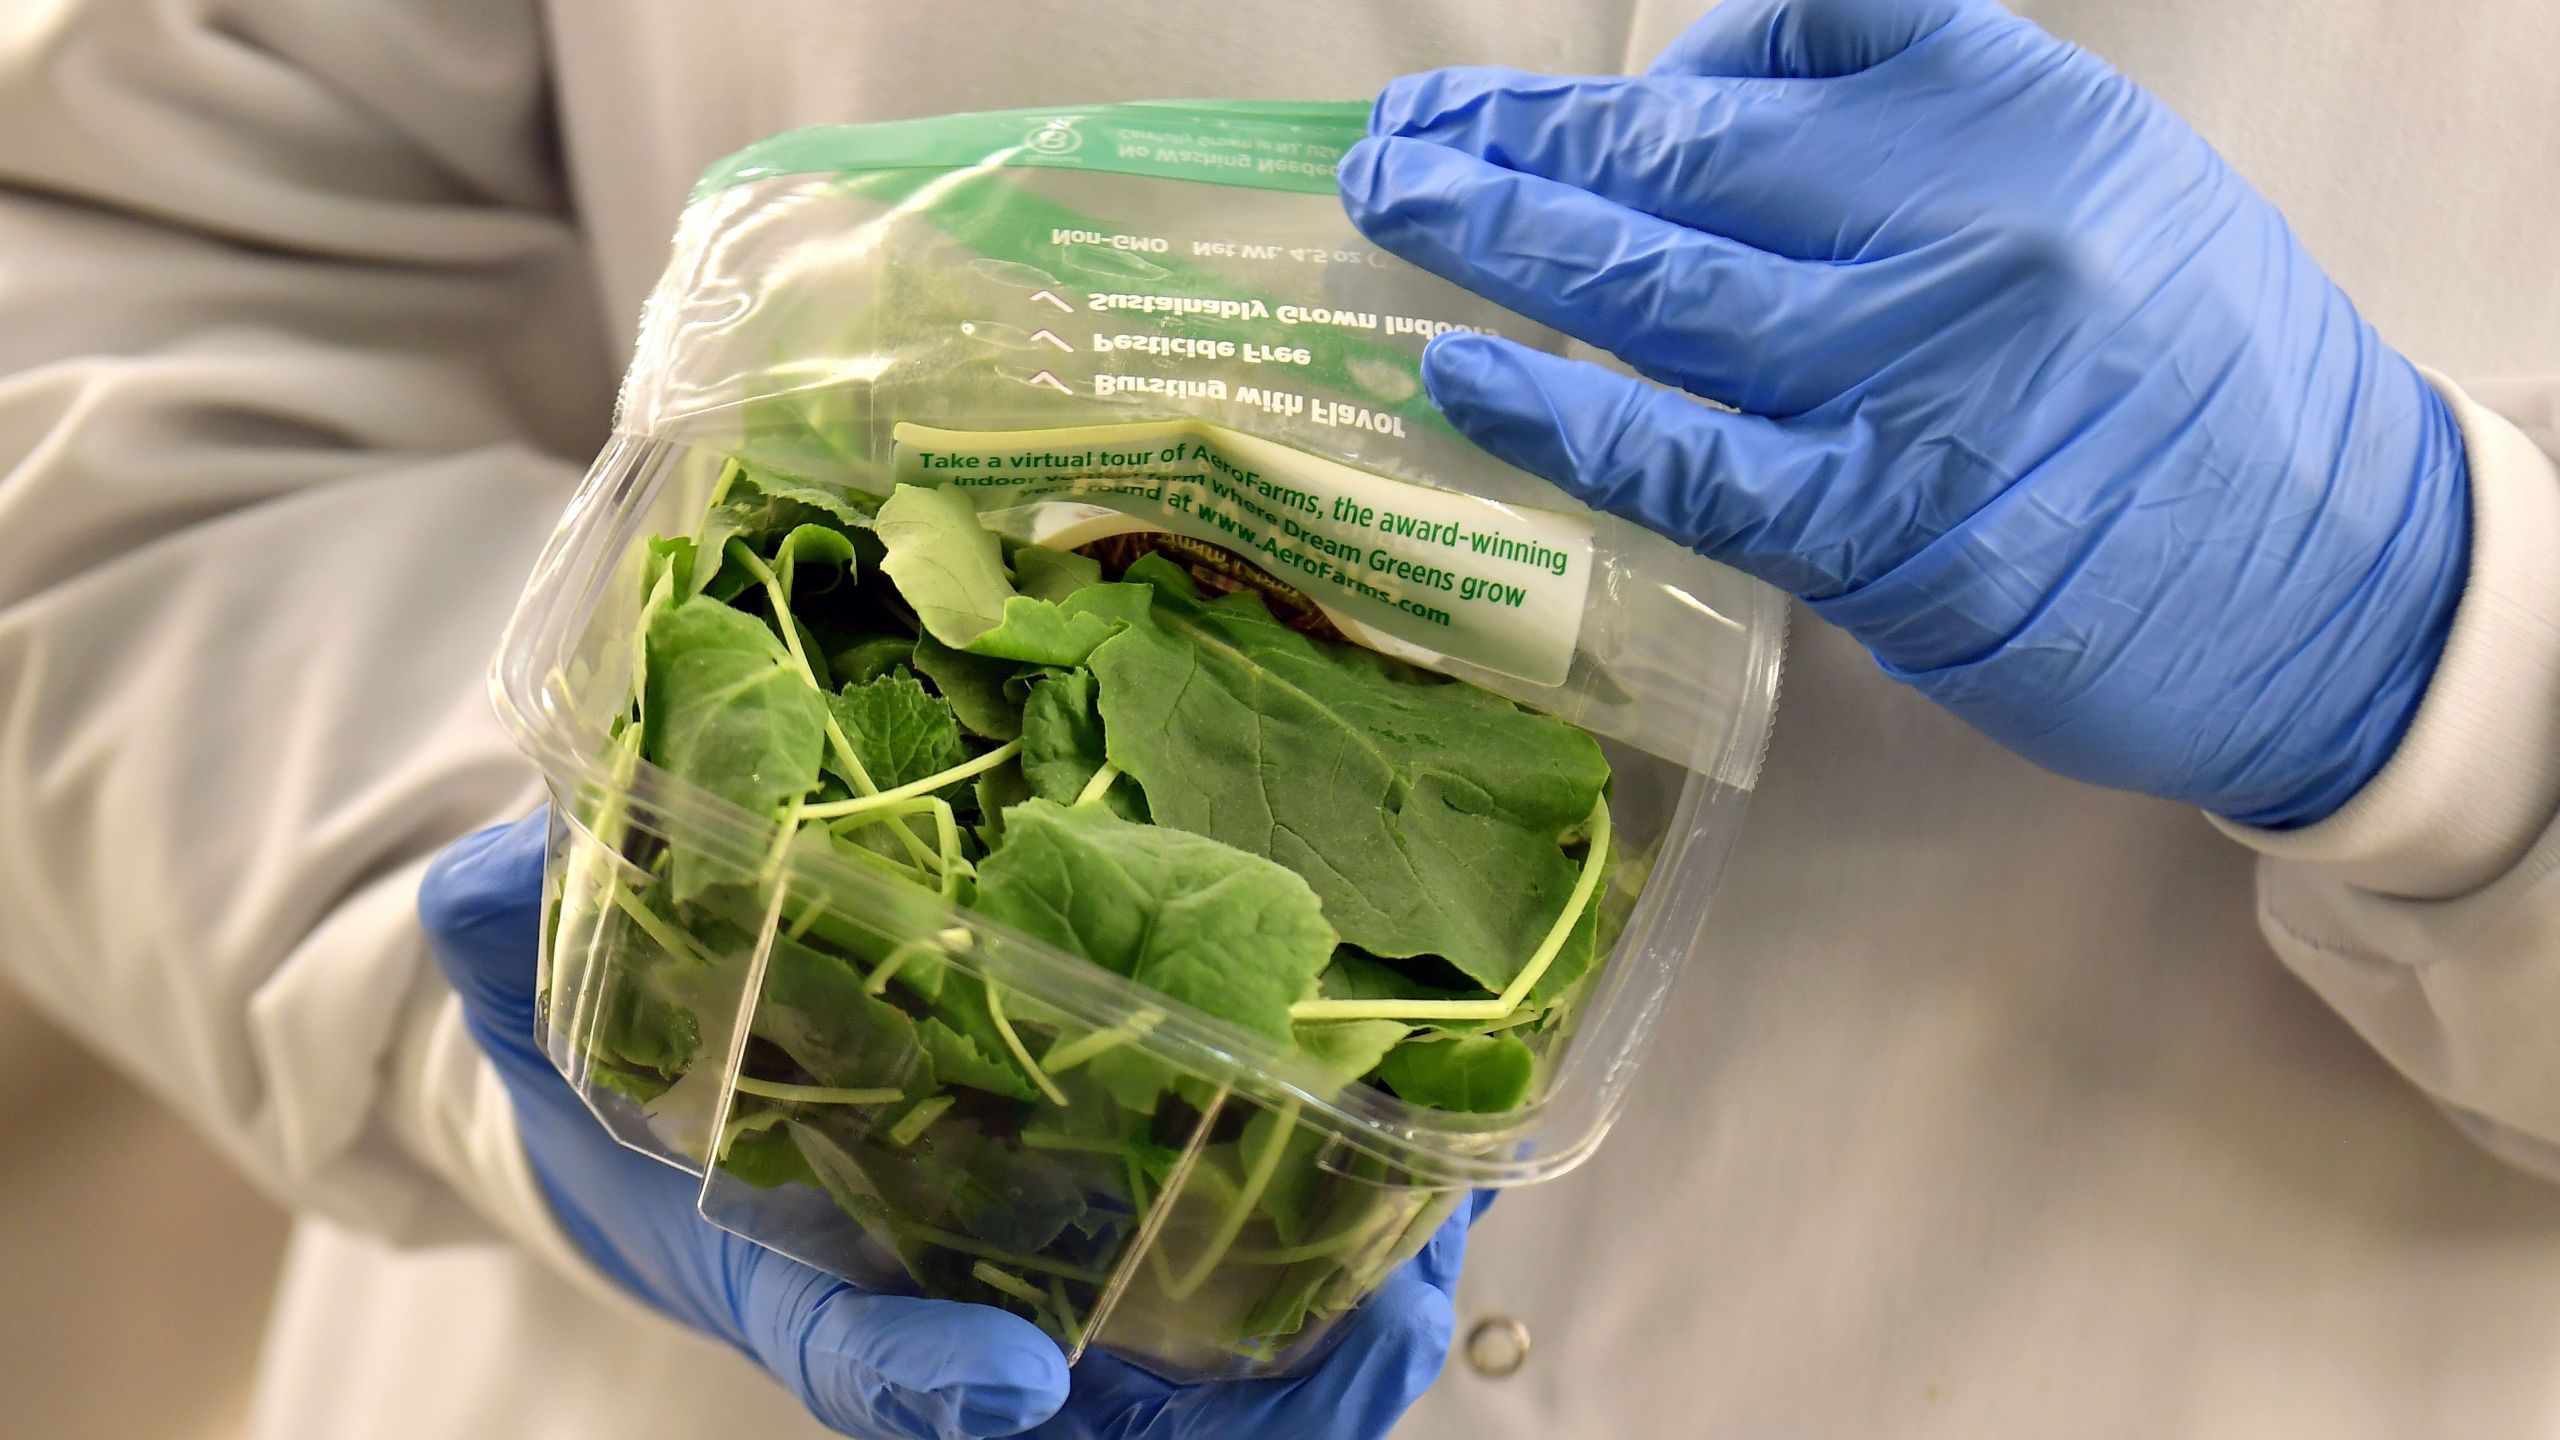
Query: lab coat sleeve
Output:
[[0, 0, 627, 1285], [2215, 373, 2560, 1178]]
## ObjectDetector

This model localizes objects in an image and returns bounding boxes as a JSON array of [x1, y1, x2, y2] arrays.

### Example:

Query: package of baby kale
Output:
[[492, 101, 1784, 1380]]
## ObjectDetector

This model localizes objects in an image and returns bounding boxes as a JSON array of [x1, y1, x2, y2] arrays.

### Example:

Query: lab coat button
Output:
[[1463, 1315, 1531, 1378]]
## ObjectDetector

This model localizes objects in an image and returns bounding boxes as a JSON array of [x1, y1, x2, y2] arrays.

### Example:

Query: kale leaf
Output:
[[642, 596, 826, 897], [828, 634, 916, 687], [644, 596, 828, 815], [1020, 669, 1149, 821], [825, 671, 969, 794], [875, 484, 1015, 646], [972, 799, 1334, 1043], [875, 483, 1144, 664], [1087, 555, 1608, 993], [1378, 1034, 1537, 1113], [911, 632, 1022, 739]]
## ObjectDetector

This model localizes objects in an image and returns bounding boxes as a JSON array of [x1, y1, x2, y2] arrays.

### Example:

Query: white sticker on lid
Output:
[[891, 418, 1593, 686]]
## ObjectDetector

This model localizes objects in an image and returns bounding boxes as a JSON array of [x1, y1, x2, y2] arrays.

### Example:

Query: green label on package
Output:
[[698, 101, 1370, 198], [891, 419, 1594, 686]]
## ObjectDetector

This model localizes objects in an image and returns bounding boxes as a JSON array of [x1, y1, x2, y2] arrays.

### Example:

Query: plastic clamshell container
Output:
[[498, 433, 1781, 1379]]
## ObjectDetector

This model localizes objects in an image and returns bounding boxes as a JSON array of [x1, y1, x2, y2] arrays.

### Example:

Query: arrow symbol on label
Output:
[[1028, 329, 1073, 351], [1027, 289, 1074, 312], [1023, 370, 1073, 394]]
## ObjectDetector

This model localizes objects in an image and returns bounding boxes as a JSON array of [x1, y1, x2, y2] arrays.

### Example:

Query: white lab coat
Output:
[[2, 2, 2557, 1436]]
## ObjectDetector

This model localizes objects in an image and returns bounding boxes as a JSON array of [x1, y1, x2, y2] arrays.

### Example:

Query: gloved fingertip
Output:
[[1417, 330, 1507, 405], [1366, 71, 1426, 137], [1336, 134, 1392, 210], [1338, 135, 1478, 232], [1420, 334, 1574, 463], [1422, 336, 1768, 559], [1388, 1271, 1460, 1357], [417, 808, 549, 946], [1369, 67, 1480, 139], [1286, 1271, 1456, 1424], [1405, 1193, 1482, 1297], [1649, 0, 1988, 79], [796, 1293, 1068, 1440]]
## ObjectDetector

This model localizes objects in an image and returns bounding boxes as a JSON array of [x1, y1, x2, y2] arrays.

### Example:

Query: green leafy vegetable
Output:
[[826, 672, 969, 793], [959, 589, 1141, 667], [912, 632, 1024, 739], [829, 635, 916, 686], [918, 1014, 1039, 1101], [1018, 671, 1103, 803], [644, 597, 828, 815], [1088, 555, 1608, 992], [1292, 1020, 1412, 1089], [643, 596, 827, 897], [1013, 544, 1102, 600], [757, 935, 930, 1093], [1377, 1034, 1537, 1113], [972, 755, 1032, 850], [697, 460, 878, 597], [973, 800, 1332, 1043], [1313, 949, 1521, 1034], [645, 534, 698, 598], [566, 466, 1628, 1359], [720, 1115, 821, 1189], [877, 484, 1145, 665], [730, 468, 875, 531], [875, 484, 1014, 646], [773, 522, 859, 583]]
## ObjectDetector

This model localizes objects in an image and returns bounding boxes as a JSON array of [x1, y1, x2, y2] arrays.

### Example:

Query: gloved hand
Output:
[[421, 810, 1467, 1440], [1340, 0, 2471, 826]]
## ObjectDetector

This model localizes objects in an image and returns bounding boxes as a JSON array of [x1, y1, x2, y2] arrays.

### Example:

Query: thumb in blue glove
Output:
[[422, 811, 1474, 1439], [1341, 0, 2469, 826], [422, 810, 1071, 1439]]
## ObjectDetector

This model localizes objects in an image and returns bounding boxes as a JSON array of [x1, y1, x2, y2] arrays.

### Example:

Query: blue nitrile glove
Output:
[[421, 811, 1469, 1440], [421, 812, 1068, 1438], [1339, 0, 2470, 827]]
